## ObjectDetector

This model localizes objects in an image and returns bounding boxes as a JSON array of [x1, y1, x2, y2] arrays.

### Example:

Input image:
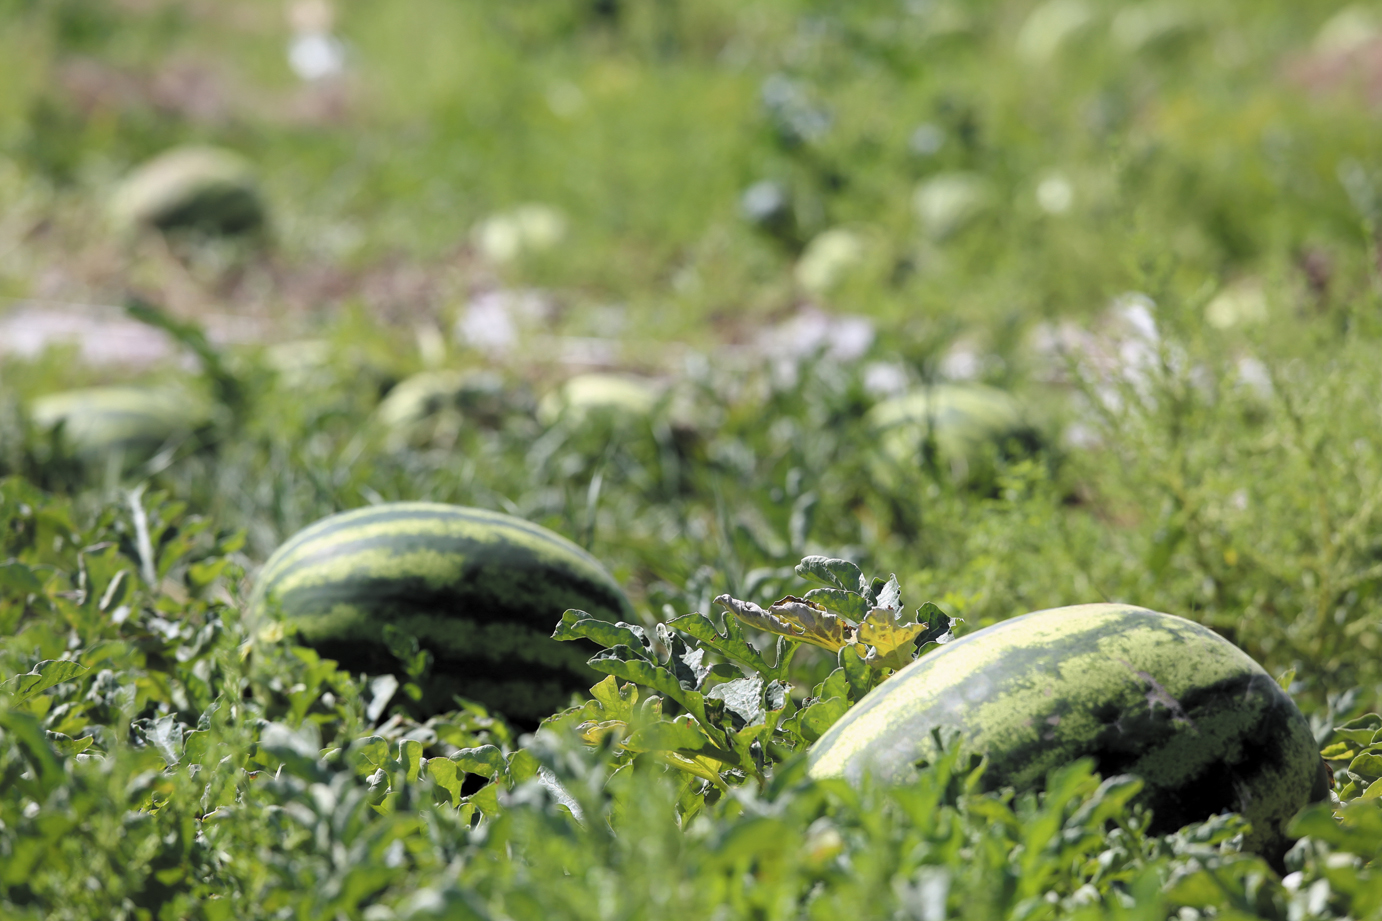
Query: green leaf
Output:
[[873, 575, 902, 611], [1275, 667, 1296, 691], [357, 736, 391, 767], [136, 714, 184, 767], [625, 716, 725, 758], [0, 561, 44, 596], [1337, 714, 1382, 746], [914, 603, 956, 648], [659, 625, 711, 690], [452, 745, 507, 779], [1069, 774, 1144, 827], [706, 674, 765, 727], [552, 609, 651, 652], [0, 710, 64, 797], [4, 659, 89, 701], [427, 758, 465, 806], [462, 780, 502, 819], [856, 607, 927, 670], [794, 556, 865, 593], [259, 723, 325, 781], [507, 748, 542, 785], [1289, 800, 1382, 856], [1349, 752, 1382, 780], [183, 729, 210, 764], [45, 732, 93, 757], [785, 695, 849, 744], [590, 675, 639, 721], [837, 644, 874, 701], [588, 645, 709, 724], [716, 594, 853, 653], [803, 587, 869, 620], [400, 739, 424, 782], [669, 611, 784, 680]]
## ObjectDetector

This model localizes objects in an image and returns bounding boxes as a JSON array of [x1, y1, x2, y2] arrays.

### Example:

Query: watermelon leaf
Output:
[[874, 575, 902, 612], [552, 610, 651, 652], [782, 695, 849, 743], [668, 611, 788, 681], [0, 561, 44, 596], [857, 608, 928, 671], [625, 717, 730, 761], [794, 556, 864, 594], [658, 624, 711, 691], [706, 674, 765, 727], [914, 603, 956, 648], [587, 646, 711, 727], [399, 739, 424, 782], [803, 587, 869, 620], [716, 594, 853, 652], [426, 758, 465, 806], [451, 745, 506, 779], [3, 659, 89, 702]]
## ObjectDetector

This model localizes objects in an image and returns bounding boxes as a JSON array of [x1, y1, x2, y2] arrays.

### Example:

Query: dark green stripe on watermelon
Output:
[[251, 502, 634, 724], [808, 604, 1327, 862]]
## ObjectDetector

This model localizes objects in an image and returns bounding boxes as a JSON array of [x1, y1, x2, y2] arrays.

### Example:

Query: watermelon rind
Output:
[[537, 373, 662, 428], [866, 383, 1040, 483], [251, 502, 635, 723], [110, 146, 264, 237], [30, 385, 213, 466], [808, 603, 1327, 861]]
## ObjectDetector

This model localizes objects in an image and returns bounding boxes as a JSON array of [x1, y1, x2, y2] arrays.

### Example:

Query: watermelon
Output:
[[867, 383, 1041, 484], [110, 146, 264, 237], [808, 603, 1329, 861], [537, 374, 662, 428], [375, 370, 507, 447], [30, 386, 214, 468], [250, 502, 635, 723]]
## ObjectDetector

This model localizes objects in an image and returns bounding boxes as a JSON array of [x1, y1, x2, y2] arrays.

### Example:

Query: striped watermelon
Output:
[[31, 386, 213, 468], [250, 502, 635, 723], [375, 370, 508, 448], [867, 383, 1041, 484], [808, 603, 1328, 861], [537, 374, 662, 427], [110, 146, 264, 237]]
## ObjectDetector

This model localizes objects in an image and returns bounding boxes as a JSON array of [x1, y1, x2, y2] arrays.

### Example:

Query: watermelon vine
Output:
[[547, 555, 954, 797]]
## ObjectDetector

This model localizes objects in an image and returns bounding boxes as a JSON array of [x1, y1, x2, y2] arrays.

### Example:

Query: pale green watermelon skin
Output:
[[31, 386, 211, 466], [251, 502, 635, 723], [867, 383, 1041, 484], [110, 145, 264, 236], [808, 603, 1328, 861]]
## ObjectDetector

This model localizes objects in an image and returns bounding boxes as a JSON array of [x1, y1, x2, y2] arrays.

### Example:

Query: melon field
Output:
[[8, 1, 1382, 918]]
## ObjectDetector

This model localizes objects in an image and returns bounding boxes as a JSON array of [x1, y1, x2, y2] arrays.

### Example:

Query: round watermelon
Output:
[[537, 374, 662, 428], [867, 383, 1041, 484], [250, 502, 635, 723], [30, 386, 214, 468], [110, 146, 264, 237], [808, 603, 1328, 861], [375, 370, 507, 447]]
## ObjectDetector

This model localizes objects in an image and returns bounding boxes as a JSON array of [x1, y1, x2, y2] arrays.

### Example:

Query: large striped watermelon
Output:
[[250, 502, 635, 723], [808, 604, 1328, 861]]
